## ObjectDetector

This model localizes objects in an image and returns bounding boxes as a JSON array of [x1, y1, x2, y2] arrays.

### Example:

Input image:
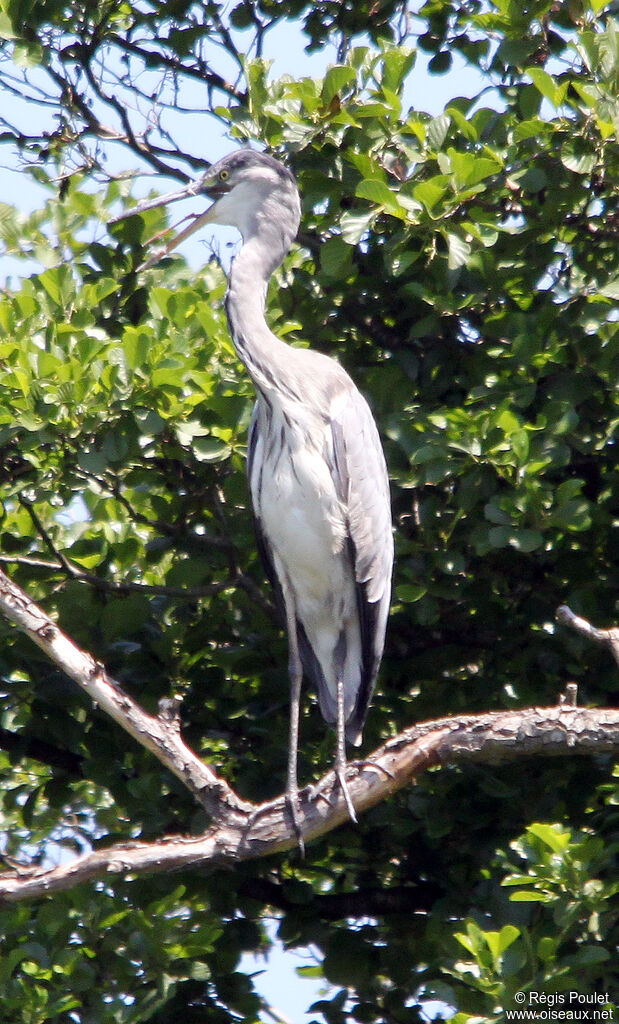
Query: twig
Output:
[[72, 467, 234, 550], [0, 550, 247, 599], [13, 499, 240, 599], [107, 34, 243, 100], [0, 555, 63, 571], [19, 497, 78, 580]]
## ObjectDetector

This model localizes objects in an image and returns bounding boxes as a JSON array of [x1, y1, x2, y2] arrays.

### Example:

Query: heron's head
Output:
[[196, 151, 300, 236], [111, 150, 301, 268]]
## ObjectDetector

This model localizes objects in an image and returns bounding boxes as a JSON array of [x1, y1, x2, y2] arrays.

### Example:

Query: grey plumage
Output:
[[116, 149, 393, 840]]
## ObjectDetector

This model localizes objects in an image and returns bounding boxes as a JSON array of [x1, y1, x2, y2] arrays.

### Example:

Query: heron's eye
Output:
[[219, 169, 230, 182]]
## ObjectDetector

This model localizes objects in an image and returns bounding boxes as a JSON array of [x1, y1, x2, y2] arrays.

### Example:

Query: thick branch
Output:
[[0, 704, 618, 903], [1, 567, 618, 903], [0, 566, 249, 821]]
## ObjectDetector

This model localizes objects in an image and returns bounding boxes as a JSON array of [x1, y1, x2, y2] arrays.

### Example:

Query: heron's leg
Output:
[[335, 676, 358, 824], [282, 586, 305, 856], [287, 649, 304, 853]]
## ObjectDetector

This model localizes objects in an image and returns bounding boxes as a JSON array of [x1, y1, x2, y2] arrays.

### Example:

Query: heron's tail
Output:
[[345, 722, 363, 747]]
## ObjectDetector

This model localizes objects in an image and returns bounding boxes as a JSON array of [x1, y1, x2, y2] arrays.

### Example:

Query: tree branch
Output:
[[107, 34, 244, 100], [238, 876, 442, 919], [1, 566, 618, 904], [0, 703, 617, 904], [557, 604, 619, 667], [0, 548, 251, 600], [0, 566, 250, 821]]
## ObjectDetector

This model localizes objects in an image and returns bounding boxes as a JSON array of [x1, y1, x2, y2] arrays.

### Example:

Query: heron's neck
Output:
[[225, 234, 296, 397]]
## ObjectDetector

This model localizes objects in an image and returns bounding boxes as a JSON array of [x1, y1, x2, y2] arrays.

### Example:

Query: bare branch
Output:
[[0, 549, 250, 600], [1, 571, 618, 904], [0, 565, 250, 820], [107, 34, 244, 100], [557, 604, 619, 668], [13, 482, 273, 613], [0, 703, 617, 904], [19, 497, 80, 579]]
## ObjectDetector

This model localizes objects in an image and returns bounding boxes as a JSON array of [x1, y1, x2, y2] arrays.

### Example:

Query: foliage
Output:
[[442, 816, 619, 1019], [0, 0, 618, 1021]]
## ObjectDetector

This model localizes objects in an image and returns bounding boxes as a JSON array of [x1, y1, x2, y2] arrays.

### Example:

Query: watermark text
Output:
[[506, 991, 615, 1021]]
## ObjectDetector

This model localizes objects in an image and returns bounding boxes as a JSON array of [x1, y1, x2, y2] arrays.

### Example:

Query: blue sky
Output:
[[0, 14, 490, 276], [0, 13, 491, 1023]]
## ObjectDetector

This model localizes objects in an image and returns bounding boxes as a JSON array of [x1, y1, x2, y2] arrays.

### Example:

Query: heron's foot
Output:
[[335, 765, 358, 824], [355, 758, 395, 781], [285, 788, 305, 858], [243, 794, 282, 838]]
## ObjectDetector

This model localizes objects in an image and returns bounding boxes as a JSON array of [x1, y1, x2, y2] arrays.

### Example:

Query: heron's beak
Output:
[[109, 172, 224, 269]]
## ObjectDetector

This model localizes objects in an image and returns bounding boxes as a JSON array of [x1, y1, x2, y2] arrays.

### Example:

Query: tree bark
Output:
[[1, 566, 618, 903]]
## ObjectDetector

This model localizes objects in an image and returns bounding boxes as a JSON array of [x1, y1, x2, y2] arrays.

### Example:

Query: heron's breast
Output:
[[252, 419, 348, 596]]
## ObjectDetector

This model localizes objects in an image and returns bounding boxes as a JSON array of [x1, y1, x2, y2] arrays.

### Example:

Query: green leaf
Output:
[[566, 945, 611, 966], [511, 165, 548, 192], [192, 437, 231, 462], [355, 178, 402, 216], [77, 448, 109, 475], [561, 139, 597, 174], [381, 46, 415, 92], [445, 231, 471, 270], [488, 526, 543, 552], [426, 113, 451, 150], [428, 50, 452, 74], [320, 235, 353, 278], [395, 583, 427, 603], [340, 209, 376, 243], [245, 57, 272, 111], [321, 65, 356, 104], [526, 67, 568, 106], [509, 890, 553, 902], [123, 326, 151, 370], [447, 149, 502, 188], [484, 925, 520, 961], [83, 276, 117, 306], [101, 595, 151, 640], [166, 557, 212, 587], [38, 266, 74, 306], [537, 936, 558, 962], [512, 117, 552, 142], [12, 40, 44, 66], [511, 429, 530, 463], [599, 278, 619, 300], [413, 177, 447, 214], [596, 19, 619, 78], [526, 823, 572, 853]]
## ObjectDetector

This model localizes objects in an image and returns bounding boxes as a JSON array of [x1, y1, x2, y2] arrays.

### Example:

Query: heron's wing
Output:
[[330, 385, 393, 742], [248, 403, 288, 621], [247, 404, 279, 597]]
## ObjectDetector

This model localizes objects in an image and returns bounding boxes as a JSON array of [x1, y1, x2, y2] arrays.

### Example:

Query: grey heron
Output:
[[115, 150, 393, 842]]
